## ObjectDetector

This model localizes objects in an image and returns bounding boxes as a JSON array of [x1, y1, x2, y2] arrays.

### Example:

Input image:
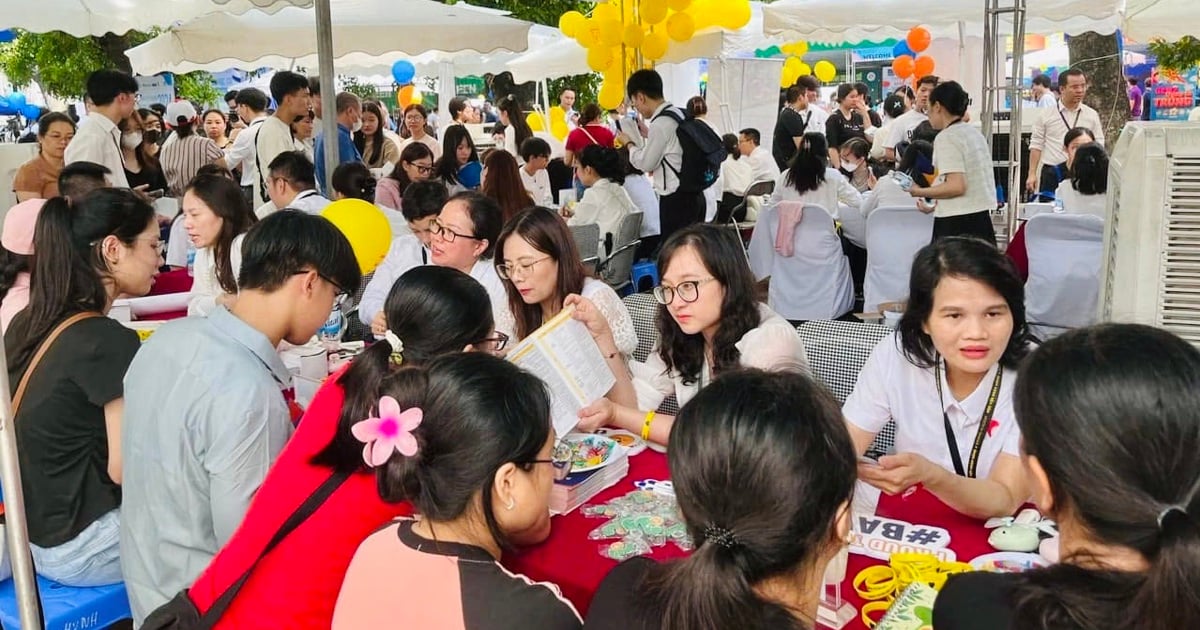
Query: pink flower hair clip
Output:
[[351, 395, 423, 467]]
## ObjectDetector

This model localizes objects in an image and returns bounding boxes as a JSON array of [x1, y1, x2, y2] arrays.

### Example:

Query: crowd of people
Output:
[[0, 57, 1194, 630]]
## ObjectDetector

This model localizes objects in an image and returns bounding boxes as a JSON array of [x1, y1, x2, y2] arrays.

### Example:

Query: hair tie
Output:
[[1157, 504, 1191, 532], [384, 329, 404, 366], [351, 395, 423, 467], [703, 523, 740, 550]]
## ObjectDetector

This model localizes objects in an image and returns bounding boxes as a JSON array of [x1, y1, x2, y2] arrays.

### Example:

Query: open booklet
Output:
[[507, 306, 617, 438]]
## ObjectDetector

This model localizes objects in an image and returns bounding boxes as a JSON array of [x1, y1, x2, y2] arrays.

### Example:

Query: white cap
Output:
[[164, 100, 198, 127]]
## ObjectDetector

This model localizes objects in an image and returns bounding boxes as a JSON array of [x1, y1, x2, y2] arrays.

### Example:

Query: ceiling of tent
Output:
[[7, 0, 308, 37]]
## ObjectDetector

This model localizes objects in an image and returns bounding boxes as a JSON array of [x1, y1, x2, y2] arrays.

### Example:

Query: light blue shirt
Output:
[[119, 306, 294, 624]]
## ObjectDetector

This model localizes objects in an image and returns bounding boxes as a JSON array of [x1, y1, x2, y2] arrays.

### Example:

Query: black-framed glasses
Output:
[[405, 161, 435, 175], [652, 277, 718, 305], [293, 270, 348, 306], [496, 257, 551, 280], [524, 442, 574, 481], [474, 331, 509, 353], [430, 219, 480, 244]]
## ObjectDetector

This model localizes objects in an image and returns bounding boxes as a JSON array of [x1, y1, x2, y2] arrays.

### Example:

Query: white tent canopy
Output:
[[125, 0, 532, 75], [762, 0, 1123, 44], [13, 0, 306, 38], [1123, 0, 1200, 43]]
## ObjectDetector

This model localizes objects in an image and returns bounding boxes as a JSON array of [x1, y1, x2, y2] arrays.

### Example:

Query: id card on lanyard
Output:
[[935, 361, 1003, 478]]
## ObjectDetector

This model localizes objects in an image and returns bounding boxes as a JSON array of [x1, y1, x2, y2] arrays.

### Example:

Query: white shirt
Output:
[[885, 110, 928, 152], [253, 116, 301, 203], [1029, 101, 1106, 166], [1053, 181, 1107, 219], [502, 126, 523, 164], [502, 278, 637, 358], [860, 175, 919, 219], [932, 122, 998, 218], [795, 106, 828, 138], [166, 215, 190, 269], [628, 103, 684, 196], [65, 112, 129, 188], [745, 146, 781, 184], [520, 166, 553, 206], [254, 189, 331, 219], [843, 333, 1020, 479], [720, 156, 755, 197], [623, 175, 660, 237], [469, 259, 514, 338], [358, 234, 430, 326], [400, 134, 442, 161], [568, 179, 638, 258], [768, 168, 865, 247], [188, 233, 245, 317], [225, 115, 268, 186], [631, 304, 808, 412], [1036, 92, 1058, 108]]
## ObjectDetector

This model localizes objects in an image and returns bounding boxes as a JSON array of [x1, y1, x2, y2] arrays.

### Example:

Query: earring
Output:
[[506, 497, 515, 511], [844, 531, 855, 546]]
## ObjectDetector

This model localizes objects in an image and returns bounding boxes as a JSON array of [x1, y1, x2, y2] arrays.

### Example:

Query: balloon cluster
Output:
[[891, 27, 935, 84], [390, 60, 424, 109], [559, 0, 752, 111], [526, 106, 571, 141], [0, 92, 40, 119], [774, 41, 837, 88]]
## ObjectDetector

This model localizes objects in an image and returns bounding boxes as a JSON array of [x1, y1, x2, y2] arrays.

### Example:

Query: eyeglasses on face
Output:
[[496, 256, 551, 280], [473, 331, 510, 353], [430, 219, 479, 244], [524, 442, 574, 481], [405, 161, 435, 175], [292, 270, 348, 306], [652, 277, 718, 305]]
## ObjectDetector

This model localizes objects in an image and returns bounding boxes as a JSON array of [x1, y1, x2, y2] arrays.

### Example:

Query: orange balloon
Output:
[[397, 85, 414, 108], [907, 26, 932, 54], [914, 55, 936, 79], [892, 55, 915, 80]]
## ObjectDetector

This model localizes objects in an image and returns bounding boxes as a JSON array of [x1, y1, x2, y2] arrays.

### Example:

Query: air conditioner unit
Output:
[[1101, 122, 1200, 346]]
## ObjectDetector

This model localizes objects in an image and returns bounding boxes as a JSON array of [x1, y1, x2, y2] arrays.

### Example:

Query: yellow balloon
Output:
[[551, 120, 569, 141], [780, 69, 798, 89], [793, 41, 809, 56], [587, 46, 615, 73], [814, 60, 837, 83], [623, 23, 644, 48], [599, 18, 623, 47], [411, 88, 423, 104], [321, 199, 393, 275], [549, 105, 566, 123], [667, 0, 692, 9], [718, 0, 751, 29], [641, 30, 669, 60], [783, 56, 802, 73], [641, 0, 668, 25], [558, 11, 585, 38], [665, 12, 695, 42], [592, 2, 620, 23], [598, 80, 624, 110], [797, 62, 812, 77], [526, 112, 545, 132], [576, 18, 601, 48]]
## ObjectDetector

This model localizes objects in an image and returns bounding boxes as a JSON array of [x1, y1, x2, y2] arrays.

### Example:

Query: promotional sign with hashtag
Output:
[[849, 514, 956, 563]]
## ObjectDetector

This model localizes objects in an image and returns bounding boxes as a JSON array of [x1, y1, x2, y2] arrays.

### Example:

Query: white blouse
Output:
[[499, 278, 637, 358], [632, 304, 809, 412], [188, 233, 245, 317], [568, 179, 638, 259], [768, 167, 866, 247], [843, 333, 1020, 479]]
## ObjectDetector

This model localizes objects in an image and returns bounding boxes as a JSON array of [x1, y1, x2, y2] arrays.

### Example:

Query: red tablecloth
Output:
[[148, 268, 193, 296], [508, 451, 995, 627]]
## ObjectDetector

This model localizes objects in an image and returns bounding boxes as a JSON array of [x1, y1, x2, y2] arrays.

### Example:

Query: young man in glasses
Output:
[[65, 70, 140, 188], [119, 210, 361, 625], [256, 150, 332, 219]]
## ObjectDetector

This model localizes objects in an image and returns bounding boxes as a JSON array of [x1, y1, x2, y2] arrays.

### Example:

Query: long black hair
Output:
[[499, 95, 533, 150], [784, 132, 829, 195], [656, 224, 762, 385], [331, 162, 377, 203], [0, 250, 30, 307], [312, 265, 495, 473], [1070, 143, 1108, 196], [353, 101, 386, 166], [434, 125, 479, 186], [1008, 324, 1200, 630], [184, 174, 257, 294], [578, 145, 626, 185], [377, 352, 551, 550], [386, 141, 435, 191], [897, 236, 1031, 369], [642, 369, 857, 630], [15, 189, 155, 363]]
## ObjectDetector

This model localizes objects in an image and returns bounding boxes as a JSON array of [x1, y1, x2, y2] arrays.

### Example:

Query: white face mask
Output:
[[122, 132, 143, 150], [351, 119, 363, 133], [842, 158, 861, 171]]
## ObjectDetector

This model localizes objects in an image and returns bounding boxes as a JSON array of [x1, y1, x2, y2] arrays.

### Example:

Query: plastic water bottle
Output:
[[186, 245, 196, 277], [318, 304, 344, 351]]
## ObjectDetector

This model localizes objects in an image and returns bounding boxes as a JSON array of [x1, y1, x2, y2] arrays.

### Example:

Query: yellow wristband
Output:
[[641, 411, 655, 441]]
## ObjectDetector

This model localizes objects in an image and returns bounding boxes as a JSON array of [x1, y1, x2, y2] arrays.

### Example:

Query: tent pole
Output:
[[315, 0, 339, 189], [0, 343, 42, 627]]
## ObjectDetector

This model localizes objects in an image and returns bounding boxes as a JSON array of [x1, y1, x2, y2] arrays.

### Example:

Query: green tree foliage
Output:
[[175, 72, 222, 108], [1148, 36, 1200, 72]]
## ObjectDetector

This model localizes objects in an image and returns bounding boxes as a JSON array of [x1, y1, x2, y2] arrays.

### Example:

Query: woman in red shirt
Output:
[[186, 265, 508, 628], [564, 103, 616, 169]]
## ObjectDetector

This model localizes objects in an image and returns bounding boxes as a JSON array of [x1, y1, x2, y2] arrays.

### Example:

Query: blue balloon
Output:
[[0, 94, 8, 109], [892, 41, 914, 58], [22, 104, 41, 120], [391, 60, 416, 85], [8, 93, 25, 109]]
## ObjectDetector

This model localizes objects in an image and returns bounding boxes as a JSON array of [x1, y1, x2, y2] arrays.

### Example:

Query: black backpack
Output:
[[654, 107, 724, 193]]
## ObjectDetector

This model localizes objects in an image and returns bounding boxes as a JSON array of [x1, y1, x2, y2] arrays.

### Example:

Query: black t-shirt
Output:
[[5, 311, 140, 547], [825, 110, 869, 151], [772, 107, 814, 170], [126, 164, 169, 194], [933, 571, 1017, 630]]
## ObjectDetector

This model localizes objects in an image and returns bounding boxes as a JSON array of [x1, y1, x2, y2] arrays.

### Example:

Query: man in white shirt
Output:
[[884, 75, 938, 164], [64, 70, 139, 189], [619, 69, 700, 245], [255, 150, 331, 219], [1025, 68, 1106, 201], [224, 88, 271, 206], [251, 71, 309, 205], [359, 181, 446, 330], [738, 128, 781, 184], [519, 137, 553, 205], [1031, 74, 1058, 108]]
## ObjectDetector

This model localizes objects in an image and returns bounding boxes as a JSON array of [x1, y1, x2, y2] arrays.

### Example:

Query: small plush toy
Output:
[[985, 508, 1058, 553]]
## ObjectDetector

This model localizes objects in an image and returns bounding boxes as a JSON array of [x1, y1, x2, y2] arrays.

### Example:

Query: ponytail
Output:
[[1132, 501, 1200, 630], [785, 132, 829, 195]]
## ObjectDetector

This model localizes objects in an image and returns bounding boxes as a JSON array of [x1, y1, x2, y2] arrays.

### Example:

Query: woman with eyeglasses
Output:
[[377, 142, 436, 212], [572, 224, 808, 446], [398, 104, 442, 161], [334, 352, 581, 629], [183, 174, 259, 316], [495, 207, 636, 357], [2, 188, 161, 586], [428, 192, 513, 337], [186, 266, 517, 630]]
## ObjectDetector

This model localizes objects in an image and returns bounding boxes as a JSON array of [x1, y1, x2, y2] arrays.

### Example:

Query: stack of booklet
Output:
[[550, 448, 629, 515]]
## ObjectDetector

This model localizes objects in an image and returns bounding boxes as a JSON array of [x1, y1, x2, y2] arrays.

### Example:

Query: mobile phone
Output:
[[859, 455, 881, 467], [147, 189, 165, 199], [627, 110, 638, 121]]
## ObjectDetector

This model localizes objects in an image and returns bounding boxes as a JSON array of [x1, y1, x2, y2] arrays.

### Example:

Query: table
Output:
[[509, 450, 996, 628]]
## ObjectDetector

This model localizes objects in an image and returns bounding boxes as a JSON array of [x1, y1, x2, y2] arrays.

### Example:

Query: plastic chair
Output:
[[863, 206, 934, 312], [747, 203, 854, 321], [568, 222, 601, 267], [0, 576, 132, 630], [630, 260, 658, 293], [597, 212, 643, 294], [1025, 213, 1105, 339]]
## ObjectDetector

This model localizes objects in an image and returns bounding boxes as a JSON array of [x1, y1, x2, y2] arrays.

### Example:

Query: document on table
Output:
[[507, 306, 616, 438], [112, 292, 191, 317]]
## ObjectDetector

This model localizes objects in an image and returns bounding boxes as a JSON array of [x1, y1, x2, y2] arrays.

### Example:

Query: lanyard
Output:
[[934, 360, 1003, 479], [1057, 104, 1081, 130]]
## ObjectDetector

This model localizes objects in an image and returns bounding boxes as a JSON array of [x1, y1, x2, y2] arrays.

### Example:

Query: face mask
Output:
[[122, 132, 143, 150], [842, 158, 861, 171], [352, 119, 363, 133]]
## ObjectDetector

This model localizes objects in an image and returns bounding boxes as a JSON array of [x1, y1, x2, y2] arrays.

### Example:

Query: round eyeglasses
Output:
[[652, 277, 718, 305]]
